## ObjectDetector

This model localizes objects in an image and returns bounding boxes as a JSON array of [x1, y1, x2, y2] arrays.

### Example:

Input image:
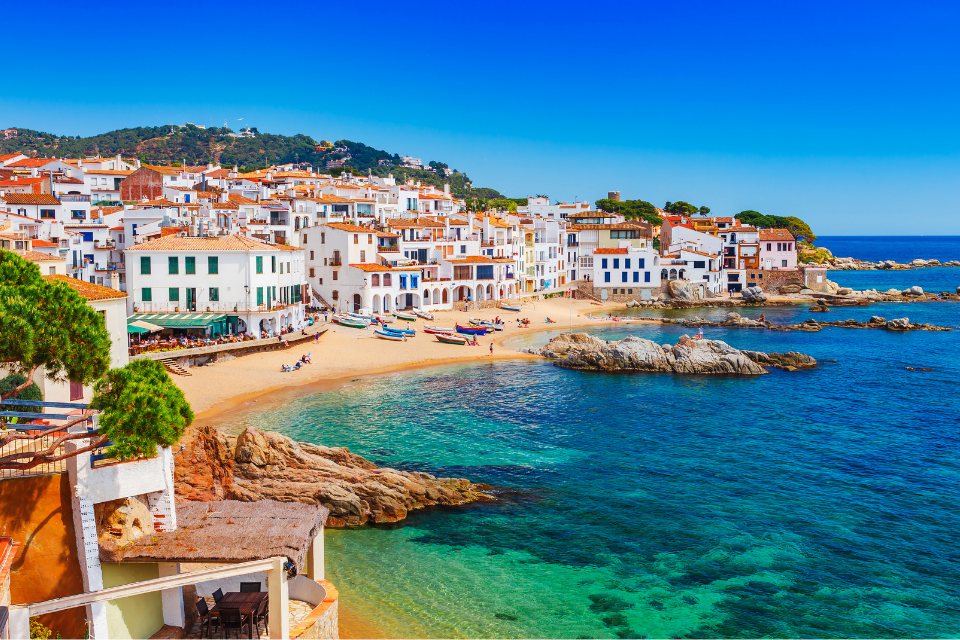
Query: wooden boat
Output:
[[424, 325, 457, 335], [413, 309, 434, 320], [373, 314, 394, 324], [500, 304, 522, 312], [382, 325, 416, 336], [346, 311, 376, 321], [469, 318, 505, 331], [456, 324, 488, 335], [393, 311, 417, 322], [374, 329, 406, 341], [436, 333, 468, 345], [336, 316, 368, 329]]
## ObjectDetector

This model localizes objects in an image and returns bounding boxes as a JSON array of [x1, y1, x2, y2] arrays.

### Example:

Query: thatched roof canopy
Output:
[[100, 500, 329, 571]]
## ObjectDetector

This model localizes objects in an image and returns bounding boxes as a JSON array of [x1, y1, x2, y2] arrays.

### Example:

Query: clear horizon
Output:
[[3, 0, 957, 236]]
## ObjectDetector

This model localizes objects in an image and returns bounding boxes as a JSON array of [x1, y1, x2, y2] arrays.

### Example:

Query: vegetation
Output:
[[0, 125, 498, 200], [30, 618, 56, 640], [665, 201, 710, 216], [91, 360, 193, 460], [595, 198, 663, 226], [0, 374, 43, 424], [735, 211, 817, 242]]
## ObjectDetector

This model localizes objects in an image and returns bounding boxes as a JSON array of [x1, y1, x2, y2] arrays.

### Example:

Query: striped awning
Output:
[[129, 313, 228, 328]]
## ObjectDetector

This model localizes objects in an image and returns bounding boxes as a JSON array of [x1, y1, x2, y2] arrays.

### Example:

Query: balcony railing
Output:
[[59, 194, 91, 202], [330, 258, 342, 266]]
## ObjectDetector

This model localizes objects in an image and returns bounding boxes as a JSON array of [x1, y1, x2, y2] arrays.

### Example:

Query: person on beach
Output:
[[489, 342, 494, 356], [315, 331, 320, 343], [324, 311, 328, 322], [759, 313, 766, 323]]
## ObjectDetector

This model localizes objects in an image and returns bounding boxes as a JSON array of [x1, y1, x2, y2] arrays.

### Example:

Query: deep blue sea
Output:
[[226, 238, 960, 638]]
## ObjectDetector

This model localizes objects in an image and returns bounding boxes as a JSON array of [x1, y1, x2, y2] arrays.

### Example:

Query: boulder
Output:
[[778, 284, 802, 294], [902, 286, 924, 296], [667, 280, 701, 302], [944, 260, 960, 267], [95, 496, 154, 548], [957, 286, 960, 294], [885, 288, 902, 296], [868, 316, 886, 325], [798, 288, 815, 295], [836, 287, 852, 295], [531, 333, 815, 375], [741, 286, 767, 302], [911, 258, 928, 266], [886, 318, 911, 331]]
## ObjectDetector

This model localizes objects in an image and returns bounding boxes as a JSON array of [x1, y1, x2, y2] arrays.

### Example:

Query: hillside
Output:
[[0, 125, 496, 200]]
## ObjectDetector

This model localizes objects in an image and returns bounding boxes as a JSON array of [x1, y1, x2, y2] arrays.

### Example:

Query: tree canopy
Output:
[[664, 201, 710, 216], [595, 198, 663, 226], [735, 211, 817, 242], [91, 359, 193, 459], [0, 251, 111, 400]]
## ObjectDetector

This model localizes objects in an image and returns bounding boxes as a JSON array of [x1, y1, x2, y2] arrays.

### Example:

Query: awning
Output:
[[127, 324, 150, 334], [129, 320, 163, 332], [129, 313, 228, 329]]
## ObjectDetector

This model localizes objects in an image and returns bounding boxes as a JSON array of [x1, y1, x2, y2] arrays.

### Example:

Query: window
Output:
[[412, 275, 418, 288], [40, 209, 55, 219], [767, 243, 772, 251], [332, 290, 339, 300], [302, 234, 307, 244], [142, 288, 152, 301], [782, 260, 788, 267], [257, 287, 264, 306], [321, 233, 325, 244], [332, 271, 338, 281], [256, 256, 263, 273], [271, 256, 276, 273], [371, 274, 380, 286], [279, 262, 283, 275], [601, 258, 608, 269], [354, 234, 359, 245], [625, 259, 631, 269], [399, 275, 408, 290], [613, 259, 620, 269], [639, 258, 645, 268], [360, 250, 366, 262], [209, 287, 219, 301], [693, 261, 706, 269], [368, 234, 373, 244], [383, 273, 392, 287], [208, 256, 218, 274], [633, 271, 639, 282], [185, 256, 195, 274], [645, 272, 652, 282], [309, 251, 314, 260], [169, 287, 179, 301], [460, 245, 466, 254], [604, 272, 611, 283], [140, 256, 151, 274], [622, 271, 628, 282], [169, 256, 178, 274], [72, 210, 85, 220]]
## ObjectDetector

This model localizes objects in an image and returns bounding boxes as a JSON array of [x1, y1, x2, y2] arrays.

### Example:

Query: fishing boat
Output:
[[500, 304, 522, 312], [413, 309, 435, 320], [469, 317, 505, 331], [436, 333, 468, 345], [346, 311, 376, 322], [382, 325, 416, 337], [456, 324, 488, 335], [423, 325, 457, 335], [393, 311, 418, 322], [336, 316, 369, 329], [374, 329, 406, 341], [372, 314, 394, 324]]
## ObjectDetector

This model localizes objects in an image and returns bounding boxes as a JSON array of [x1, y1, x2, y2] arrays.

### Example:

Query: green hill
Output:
[[0, 124, 497, 200]]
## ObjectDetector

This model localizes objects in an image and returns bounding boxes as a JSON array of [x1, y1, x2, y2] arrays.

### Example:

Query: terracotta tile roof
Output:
[[593, 248, 628, 254], [710, 217, 735, 223], [23, 250, 64, 262], [0, 177, 45, 186], [725, 226, 758, 232], [110, 226, 124, 231], [142, 165, 184, 176], [377, 231, 400, 237], [229, 193, 259, 205], [1, 193, 61, 205], [55, 177, 85, 184], [445, 256, 496, 263], [0, 153, 24, 162], [83, 169, 134, 175], [45, 274, 126, 300], [568, 222, 653, 234], [758, 228, 795, 241], [195, 190, 220, 199], [324, 222, 375, 233], [125, 234, 284, 252], [205, 169, 233, 179], [211, 202, 239, 210], [92, 206, 124, 216], [31, 239, 58, 247], [681, 249, 720, 258], [5, 158, 60, 168]]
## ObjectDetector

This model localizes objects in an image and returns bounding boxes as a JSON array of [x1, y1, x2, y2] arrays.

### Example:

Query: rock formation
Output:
[[667, 280, 702, 302], [741, 286, 767, 302], [175, 425, 493, 527], [525, 333, 815, 374]]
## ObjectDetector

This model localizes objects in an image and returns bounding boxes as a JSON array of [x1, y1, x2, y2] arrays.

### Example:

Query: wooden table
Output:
[[212, 591, 267, 638]]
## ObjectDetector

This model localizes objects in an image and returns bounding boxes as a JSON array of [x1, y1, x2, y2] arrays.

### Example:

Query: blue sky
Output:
[[3, 0, 958, 234]]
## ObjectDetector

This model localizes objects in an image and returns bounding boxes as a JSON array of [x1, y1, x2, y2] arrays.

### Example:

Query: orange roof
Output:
[[0, 177, 44, 186], [758, 228, 795, 241], [681, 249, 719, 258], [445, 256, 497, 263], [348, 263, 417, 272], [125, 234, 288, 252], [211, 202, 239, 210], [593, 248, 628, 254], [31, 239, 57, 248], [23, 250, 63, 262], [229, 193, 259, 205], [45, 274, 126, 300], [0, 153, 24, 162], [1, 193, 61, 205], [324, 222, 375, 233], [5, 158, 60, 168], [725, 226, 757, 232], [83, 169, 134, 175]]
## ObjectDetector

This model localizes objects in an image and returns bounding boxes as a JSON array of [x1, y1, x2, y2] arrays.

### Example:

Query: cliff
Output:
[[175, 425, 492, 527]]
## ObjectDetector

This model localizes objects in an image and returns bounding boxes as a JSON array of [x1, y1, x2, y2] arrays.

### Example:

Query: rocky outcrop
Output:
[[741, 286, 767, 302], [828, 256, 960, 271], [175, 426, 493, 527], [525, 333, 815, 375], [95, 496, 154, 547], [809, 300, 830, 312], [778, 284, 802, 294], [902, 286, 924, 296], [667, 280, 702, 302], [740, 350, 818, 371]]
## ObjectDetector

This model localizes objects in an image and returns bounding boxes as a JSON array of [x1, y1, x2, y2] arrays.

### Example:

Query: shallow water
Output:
[[231, 264, 960, 638]]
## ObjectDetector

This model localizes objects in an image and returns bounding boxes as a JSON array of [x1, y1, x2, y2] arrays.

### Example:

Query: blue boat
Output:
[[383, 325, 416, 337], [374, 329, 406, 341], [456, 324, 488, 335]]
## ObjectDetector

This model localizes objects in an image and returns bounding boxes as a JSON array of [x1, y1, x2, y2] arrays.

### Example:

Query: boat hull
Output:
[[436, 334, 468, 345], [374, 329, 405, 341], [500, 304, 522, 312], [382, 326, 416, 336], [336, 317, 368, 329], [424, 325, 456, 334], [413, 309, 434, 320], [394, 312, 417, 322], [456, 324, 488, 335]]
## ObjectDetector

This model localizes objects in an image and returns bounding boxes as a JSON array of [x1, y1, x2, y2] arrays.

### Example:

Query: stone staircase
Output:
[[159, 357, 192, 376]]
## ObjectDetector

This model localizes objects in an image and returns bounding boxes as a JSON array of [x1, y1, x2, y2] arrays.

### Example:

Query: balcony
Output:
[[330, 258, 342, 266], [59, 194, 91, 203]]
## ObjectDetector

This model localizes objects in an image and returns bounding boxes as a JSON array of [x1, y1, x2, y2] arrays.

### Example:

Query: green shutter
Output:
[[271, 256, 276, 273], [208, 256, 218, 274], [142, 287, 152, 301], [257, 287, 264, 306], [140, 256, 151, 274], [169, 256, 178, 274], [169, 288, 179, 301], [209, 287, 219, 302], [256, 256, 263, 274], [185, 256, 195, 274]]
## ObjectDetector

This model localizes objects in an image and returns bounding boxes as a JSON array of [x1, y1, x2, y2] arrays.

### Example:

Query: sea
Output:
[[227, 237, 960, 639]]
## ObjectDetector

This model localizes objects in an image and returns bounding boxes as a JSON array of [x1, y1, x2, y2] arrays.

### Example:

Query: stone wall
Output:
[[575, 281, 659, 304], [0, 474, 86, 639], [452, 299, 510, 312], [291, 579, 339, 640], [744, 268, 804, 293], [801, 267, 833, 293]]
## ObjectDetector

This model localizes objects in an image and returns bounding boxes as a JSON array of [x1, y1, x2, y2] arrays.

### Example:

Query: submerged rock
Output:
[[528, 333, 815, 375], [175, 426, 493, 527]]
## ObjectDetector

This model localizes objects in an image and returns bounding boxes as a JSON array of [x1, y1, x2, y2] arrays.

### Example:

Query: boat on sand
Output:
[[436, 333, 468, 345], [374, 329, 406, 341]]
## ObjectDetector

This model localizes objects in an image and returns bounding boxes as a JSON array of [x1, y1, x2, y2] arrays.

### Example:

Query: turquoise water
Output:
[[228, 249, 960, 638]]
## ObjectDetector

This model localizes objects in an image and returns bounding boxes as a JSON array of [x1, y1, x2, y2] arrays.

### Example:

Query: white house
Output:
[[590, 244, 662, 299]]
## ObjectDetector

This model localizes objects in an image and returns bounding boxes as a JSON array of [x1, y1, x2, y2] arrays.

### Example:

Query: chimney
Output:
[[135, 159, 141, 168], [110, 272, 120, 290], [444, 183, 450, 194], [116, 154, 122, 165], [77, 158, 83, 167]]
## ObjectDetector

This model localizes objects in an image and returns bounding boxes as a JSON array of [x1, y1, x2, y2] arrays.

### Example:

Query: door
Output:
[[186, 288, 196, 311], [353, 294, 362, 313]]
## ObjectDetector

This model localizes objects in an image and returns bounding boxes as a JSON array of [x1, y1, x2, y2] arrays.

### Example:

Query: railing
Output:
[[0, 399, 94, 479], [330, 258, 342, 266], [59, 194, 91, 202]]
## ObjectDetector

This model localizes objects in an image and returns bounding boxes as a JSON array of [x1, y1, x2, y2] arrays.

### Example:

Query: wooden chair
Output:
[[195, 597, 219, 639], [254, 596, 269, 636], [239, 582, 261, 592], [212, 588, 224, 603], [218, 607, 249, 640]]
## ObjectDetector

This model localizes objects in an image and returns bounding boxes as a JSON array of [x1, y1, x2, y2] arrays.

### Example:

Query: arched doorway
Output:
[[661, 269, 668, 280], [442, 289, 448, 304], [383, 294, 392, 312], [423, 289, 430, 305], [669, 269, 677, 280], [486, 284, 493, 299], [372, 294, 381, 313], [432, 288, 441, 304], [353, 294, 362, 312], [679, 269, 685, 280]]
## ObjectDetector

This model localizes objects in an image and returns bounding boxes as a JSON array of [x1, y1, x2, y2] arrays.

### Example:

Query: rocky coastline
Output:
[[523, 333, 816, 374], [175, 425, 493, 527], [828, 257, 960, 271], [670, 311, 953, 332]]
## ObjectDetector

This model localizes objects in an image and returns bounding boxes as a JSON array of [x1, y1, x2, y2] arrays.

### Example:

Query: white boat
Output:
[[374, 329, 406, 341], [424, 325, 457, 335], [469, 317, 505, 331], [500, 304, 522, 312], [413, 309, 435, 320]]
